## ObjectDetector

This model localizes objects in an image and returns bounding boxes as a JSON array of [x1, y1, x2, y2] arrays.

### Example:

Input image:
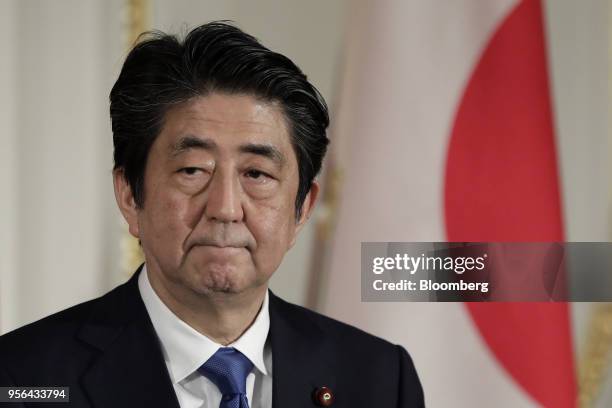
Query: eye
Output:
[[245, 169, 268, 179], [243, 169, 277, 188], [244, 169, 277, 183], [174, 166, 210, 193], [178, 167, 202, 176]]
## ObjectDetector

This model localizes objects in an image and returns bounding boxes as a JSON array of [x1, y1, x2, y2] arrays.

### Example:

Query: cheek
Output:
[[248, 201, 298, 264], [139, 190, 194, 252], [255, 174, 299, 237]]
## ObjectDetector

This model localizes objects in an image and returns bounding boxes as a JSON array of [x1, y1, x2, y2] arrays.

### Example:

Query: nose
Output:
[[204, 169, 244, 223]]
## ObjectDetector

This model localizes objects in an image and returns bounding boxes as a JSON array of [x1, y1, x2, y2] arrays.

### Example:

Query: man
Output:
[[0, 22, 424, 407]]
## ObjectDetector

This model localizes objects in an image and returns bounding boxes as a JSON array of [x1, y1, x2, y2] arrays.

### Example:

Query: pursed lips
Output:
[[194, 244, 249, 254], [184, 235, 254, 253]]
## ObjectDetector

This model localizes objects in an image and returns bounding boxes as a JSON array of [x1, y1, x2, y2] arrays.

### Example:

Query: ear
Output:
[[113, 169, 140, 238], [289, 180, 320, 248]]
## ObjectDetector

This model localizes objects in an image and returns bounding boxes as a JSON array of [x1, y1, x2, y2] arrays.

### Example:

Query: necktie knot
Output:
[[198, 347, 253, 407]]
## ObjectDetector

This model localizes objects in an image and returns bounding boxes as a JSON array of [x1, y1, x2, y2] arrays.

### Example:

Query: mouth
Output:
[[184, 235, 253, 254], [194, 245, 247, 255]]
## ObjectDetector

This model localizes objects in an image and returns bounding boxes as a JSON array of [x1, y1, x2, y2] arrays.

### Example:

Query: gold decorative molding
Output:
[[315, 167, 344, 244], [120, 225, 144, 276], [305, 164, 344, 309], [124, 0, 151, 49], [581, 1, 612, 406], [578, 304, 612, 407], [119, 0, 151, 276]]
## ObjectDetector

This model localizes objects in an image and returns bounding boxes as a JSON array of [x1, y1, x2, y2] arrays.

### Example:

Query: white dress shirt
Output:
[[138, 266, 273, 408]]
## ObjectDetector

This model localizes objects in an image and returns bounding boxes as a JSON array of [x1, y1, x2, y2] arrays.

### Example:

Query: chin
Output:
[[187, 265, 252, 295]]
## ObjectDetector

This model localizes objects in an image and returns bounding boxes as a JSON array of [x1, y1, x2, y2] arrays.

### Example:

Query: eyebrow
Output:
[[170, 135, 286, 166], [170, 135, 215, 156], [239, 143, 286, 166]]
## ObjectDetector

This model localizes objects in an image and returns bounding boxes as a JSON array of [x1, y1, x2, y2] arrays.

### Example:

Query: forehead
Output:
[[159, 93, 292, 151]]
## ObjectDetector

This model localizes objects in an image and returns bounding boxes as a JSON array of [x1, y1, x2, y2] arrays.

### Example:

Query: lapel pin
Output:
[[313, 386, 334, 406]]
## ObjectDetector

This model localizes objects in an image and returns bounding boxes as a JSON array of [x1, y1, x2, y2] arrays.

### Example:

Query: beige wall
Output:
[[0, 0, 122, 333]]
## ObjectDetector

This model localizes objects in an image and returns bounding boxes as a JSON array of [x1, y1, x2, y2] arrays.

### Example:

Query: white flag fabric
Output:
[[321, 0, 576, 406]]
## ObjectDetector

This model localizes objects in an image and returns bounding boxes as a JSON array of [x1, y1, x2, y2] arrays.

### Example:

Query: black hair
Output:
[[110, 21, 329, 217]]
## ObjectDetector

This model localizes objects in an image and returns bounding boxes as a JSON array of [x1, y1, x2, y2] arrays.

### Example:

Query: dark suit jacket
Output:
[[0, 269, 424, 407]]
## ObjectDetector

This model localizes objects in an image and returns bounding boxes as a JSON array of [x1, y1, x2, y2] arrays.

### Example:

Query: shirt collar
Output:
[[138, 265, 270, 383]]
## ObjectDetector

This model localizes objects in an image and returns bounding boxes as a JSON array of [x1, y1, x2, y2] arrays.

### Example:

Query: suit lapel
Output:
[[77, 267, 180, 408], [269, 292, 337, 408], [76, 274, 337, 408]]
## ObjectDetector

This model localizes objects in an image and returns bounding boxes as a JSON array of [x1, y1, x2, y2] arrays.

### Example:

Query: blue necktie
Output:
[[198, 347, 254, 408]]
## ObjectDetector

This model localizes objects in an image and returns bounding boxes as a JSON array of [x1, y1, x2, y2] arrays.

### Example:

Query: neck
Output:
[[146, 266, 267, 345]]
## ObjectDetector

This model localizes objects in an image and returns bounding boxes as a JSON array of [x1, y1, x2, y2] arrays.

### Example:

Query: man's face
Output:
[[115, 93, 317, 297]]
